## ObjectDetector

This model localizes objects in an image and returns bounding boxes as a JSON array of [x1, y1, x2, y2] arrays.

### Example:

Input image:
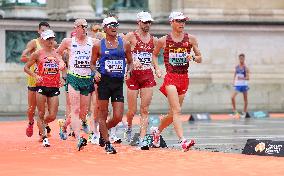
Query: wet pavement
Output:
[[117, 117, 284, 154]]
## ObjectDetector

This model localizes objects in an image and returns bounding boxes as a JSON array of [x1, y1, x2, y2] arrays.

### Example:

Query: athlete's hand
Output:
[[35, 75, 43, 83], [125, 72, 131, 81], [133, 58, 142, 69], [186, 54, 195, 62], [59, 77, 65, 87], [95, 72, 101, 82], [59, 62, 66, 71], [155, 69, 162, 78]]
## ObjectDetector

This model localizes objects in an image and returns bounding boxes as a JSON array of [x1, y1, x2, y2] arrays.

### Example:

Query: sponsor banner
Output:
[[242, 139, 284, 157]]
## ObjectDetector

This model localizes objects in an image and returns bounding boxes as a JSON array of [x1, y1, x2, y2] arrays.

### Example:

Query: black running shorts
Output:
[[97, 75, 124, 102], [37, 86, 60, 97]]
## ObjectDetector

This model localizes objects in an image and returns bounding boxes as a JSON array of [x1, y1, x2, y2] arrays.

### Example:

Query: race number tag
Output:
[[133, 52, 152, 70], [73, 50, 91, 68], [43, 58, 59, 75], [169, 52, 188, 66], [105, 60, 124, 73]]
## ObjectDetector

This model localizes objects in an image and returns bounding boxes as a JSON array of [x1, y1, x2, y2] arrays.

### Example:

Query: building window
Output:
[[5, 30, 65, 63]]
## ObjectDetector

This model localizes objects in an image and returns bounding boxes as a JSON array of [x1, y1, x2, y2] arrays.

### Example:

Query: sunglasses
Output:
[[106, 22, 119, 28], [174, 19, 186, 23], [141, 21, 152, 24], [80, 25, 88, 29]]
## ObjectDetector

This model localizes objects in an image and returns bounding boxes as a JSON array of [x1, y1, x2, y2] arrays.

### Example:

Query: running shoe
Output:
[[82, 121, 90, 134], [124, 128, 132, 142], [89, 132, 100, 145], [26, 121, 34, 137], [68, 131, 76, 138], [110, 134, 122, 144], [151, 127, 160, 148], [46, 125, 51, 137], [105, 142, 117, 154], [181, 139, 195, 152], [58, 119, 67, 140], [139, 138, 149, 150], [42, 137, 50, 147], [99, 135, 105, 147], [77, 137, 87, 151]]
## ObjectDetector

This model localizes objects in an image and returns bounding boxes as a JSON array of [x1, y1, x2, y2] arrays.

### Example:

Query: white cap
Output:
[[169, 12, 189, 21], [74, 18, 88, 27], [137, 11, 154, 22], [41, 29, 55, 40], [102, 17, 118, 26]]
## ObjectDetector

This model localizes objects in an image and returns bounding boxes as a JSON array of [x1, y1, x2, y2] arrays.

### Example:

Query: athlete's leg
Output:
[[243, 91, 248, 113], [231, 91, 238, 112], [36, 92, 47, 138], [107, 102, 124, 129], [158, 94, 185, 133], [165, 85, 185, 140], [27, 89, 37, 123], [139, 87, 153, 140], [98, 100, 109, 142], [45, 96, 59, 124], [68, 85, 81, 139], [126, 88, 139, 129]]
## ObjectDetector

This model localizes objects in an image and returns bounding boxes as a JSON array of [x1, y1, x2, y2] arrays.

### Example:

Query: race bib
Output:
[[43, 59, 59, 75], [169, 52, 188, 66], [133, 52, 152, 70], [73, 50, 91, 68], [105, 59, 124, 73]]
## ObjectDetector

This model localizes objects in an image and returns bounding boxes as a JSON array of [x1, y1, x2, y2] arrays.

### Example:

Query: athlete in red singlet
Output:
[[24, 29, 65, 147], [124, 11, 157, 150], [152, 12, 202, 152]]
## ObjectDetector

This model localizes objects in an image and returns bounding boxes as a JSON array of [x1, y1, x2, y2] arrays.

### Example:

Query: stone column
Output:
[[47, 0, 68, 20], [149, 0, 171, 20], [66, 0, 95, 20]]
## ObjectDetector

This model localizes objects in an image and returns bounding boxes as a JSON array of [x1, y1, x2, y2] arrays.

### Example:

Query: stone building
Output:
[[0, 0, 283, 113]]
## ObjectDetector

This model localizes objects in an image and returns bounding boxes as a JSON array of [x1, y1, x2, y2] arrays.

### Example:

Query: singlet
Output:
[[163, 33, 192, 74], [69, 37, 93, 76], [98, 36, 126, 78], [132, 32, 154, 75], [27, 38, 42, 87], [234, 65, 248, 86], [37, 49, 60, 88]]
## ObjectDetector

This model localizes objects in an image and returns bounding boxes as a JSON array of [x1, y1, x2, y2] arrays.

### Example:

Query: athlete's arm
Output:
[[233, 66, 237, 85], [124, 40, 134, 73], [21, 40, 36, 63], [24, 51, 39, 79], [152, 36, 166, 78], [245, 66, 250, 80], [91, 40, 101, 82], [189, 35, 202, 63], [56, 38, 70, 56]]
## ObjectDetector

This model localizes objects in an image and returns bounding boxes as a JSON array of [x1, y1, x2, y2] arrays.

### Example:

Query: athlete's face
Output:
[[138, 21, 152, 33], [171, 19, 186, 33], [75, 25, 88, 36], [239, 56, 245, 64], [38, 26, 50, 35], [104, 22, 119, 37], [43, 37, 55, 48]]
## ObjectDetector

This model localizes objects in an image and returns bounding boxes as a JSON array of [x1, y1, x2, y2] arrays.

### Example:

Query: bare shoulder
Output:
[[125, 31, 134, 40], [92, 37, 100, 44], [187, 34, 198, 44]]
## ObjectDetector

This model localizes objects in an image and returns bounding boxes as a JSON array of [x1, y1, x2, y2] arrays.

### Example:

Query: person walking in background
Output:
[[231, 53, 250, 118]]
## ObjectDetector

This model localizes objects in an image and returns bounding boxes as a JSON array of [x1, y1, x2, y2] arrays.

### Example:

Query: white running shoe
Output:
[[90, 133, 100, 145], [42, 137, 50, 147]]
